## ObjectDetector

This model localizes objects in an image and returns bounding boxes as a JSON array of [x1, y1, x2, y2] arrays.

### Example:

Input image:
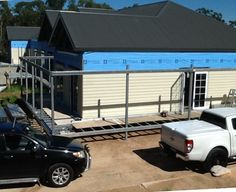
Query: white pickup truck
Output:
[[160, 108, 236, 171]]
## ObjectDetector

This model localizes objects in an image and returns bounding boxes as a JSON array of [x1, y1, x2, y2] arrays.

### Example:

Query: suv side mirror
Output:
[[30, 143, 40, 152]]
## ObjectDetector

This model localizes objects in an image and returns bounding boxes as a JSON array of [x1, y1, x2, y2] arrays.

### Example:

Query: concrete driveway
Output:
[[1, 131, 236, 192]]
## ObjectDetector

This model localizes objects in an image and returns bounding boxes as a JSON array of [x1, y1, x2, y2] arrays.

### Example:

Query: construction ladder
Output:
[[226, 89, 236, 106]]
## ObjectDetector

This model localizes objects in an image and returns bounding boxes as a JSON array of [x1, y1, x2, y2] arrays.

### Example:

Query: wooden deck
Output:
[[72, 111, 201, 130]]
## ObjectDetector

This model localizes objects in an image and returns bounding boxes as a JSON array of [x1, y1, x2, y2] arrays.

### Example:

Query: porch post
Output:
[[125, 65, 129, 140], [25, 62, 28, 102], [40, 58, 44, 117], [51, 75, 55, 133], [188, 67, 194, 120]]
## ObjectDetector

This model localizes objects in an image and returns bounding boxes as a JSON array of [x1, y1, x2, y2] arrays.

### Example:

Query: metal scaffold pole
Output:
[[188, 67, 194, 120], [40, 59, 44, 118], [51, 75, 55, 132], [32, 64, 35, 110], [25, 62, 28, 102], [125, 65, 129, 140]]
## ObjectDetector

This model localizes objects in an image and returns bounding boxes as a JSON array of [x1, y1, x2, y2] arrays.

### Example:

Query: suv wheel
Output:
[[47, 163, 73, 187]]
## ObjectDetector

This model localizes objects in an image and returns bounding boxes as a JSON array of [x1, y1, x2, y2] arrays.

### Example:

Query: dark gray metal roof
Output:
[[117, 1, 167, 16], [45, 10, 60, 27], [6, 26, 40, 41], [49, 1, 236, 52], [38, 10, 60, 41], [156, 1, 236, 51], [78, 7, 114, 14]]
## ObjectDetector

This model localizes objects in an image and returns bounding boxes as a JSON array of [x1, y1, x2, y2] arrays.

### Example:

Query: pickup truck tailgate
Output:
[[161, 119, 224, 153], [161, 123, 186, 152]]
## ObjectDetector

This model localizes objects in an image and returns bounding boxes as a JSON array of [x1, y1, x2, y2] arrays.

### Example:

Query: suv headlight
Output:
[[73, 151, 86, 158]]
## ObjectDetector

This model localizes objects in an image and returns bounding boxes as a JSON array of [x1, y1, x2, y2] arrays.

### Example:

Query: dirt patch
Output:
[[1, 133, 236, 192]]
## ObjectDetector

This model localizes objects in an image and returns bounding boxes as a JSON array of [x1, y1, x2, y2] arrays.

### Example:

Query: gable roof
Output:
[[117, 1, 167, 16], [50, 12, 171, 52], [38, 10, 59, 41], [6, 26, 40, 41], [49, 1, 236, 52], [156, 1, 236, 51]]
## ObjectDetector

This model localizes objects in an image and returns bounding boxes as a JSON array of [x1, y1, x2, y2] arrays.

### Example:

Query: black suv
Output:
[[0, 122, 91, 187]]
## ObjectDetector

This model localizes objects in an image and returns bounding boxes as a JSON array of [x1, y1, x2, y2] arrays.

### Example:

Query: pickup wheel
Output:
[[203, 148, 228, 172], [47, 163, 73, 187]]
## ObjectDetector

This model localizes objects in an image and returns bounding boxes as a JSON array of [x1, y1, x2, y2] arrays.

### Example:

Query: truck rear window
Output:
[[200, 112, 226, 129]]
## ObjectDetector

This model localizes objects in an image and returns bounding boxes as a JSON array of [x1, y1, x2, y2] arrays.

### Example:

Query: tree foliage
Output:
[[196, 8, 225, 23], [0, 1, 14, 61], [67, 0, 78, 11], [78, 0, 111, 9], [13, 0, 46, 26], [123, 3, 139, 9], [229, 20, 236, 28], [46, 0, 66, 10]]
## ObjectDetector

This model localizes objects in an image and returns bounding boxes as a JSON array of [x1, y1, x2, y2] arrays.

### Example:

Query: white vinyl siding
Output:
[[82, 72, 181, 119], [11, 48, 26, 64], [208, 71, 236, 106]]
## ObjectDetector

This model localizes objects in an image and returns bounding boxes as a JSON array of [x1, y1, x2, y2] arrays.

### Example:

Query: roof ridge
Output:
[[118, 0, 168, 12], [78, 7, 113, 11], [6, 26, 40, 28], [155, 0, 172, 17], [60, 9, 159, 19]]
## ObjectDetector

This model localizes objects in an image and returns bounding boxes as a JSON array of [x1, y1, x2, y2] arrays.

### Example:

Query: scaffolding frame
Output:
[[19, 55, 236, 137]]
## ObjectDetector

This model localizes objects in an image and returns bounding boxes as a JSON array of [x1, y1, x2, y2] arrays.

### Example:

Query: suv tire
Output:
[[47, 163, 73, 187]]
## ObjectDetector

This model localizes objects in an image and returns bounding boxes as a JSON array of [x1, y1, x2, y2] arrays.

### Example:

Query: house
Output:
[[6, 26, 40, 64], [7, 1, 236, 120]]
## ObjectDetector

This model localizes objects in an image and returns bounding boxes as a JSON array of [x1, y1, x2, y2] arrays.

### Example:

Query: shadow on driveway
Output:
[[133, 147, 204, 173]]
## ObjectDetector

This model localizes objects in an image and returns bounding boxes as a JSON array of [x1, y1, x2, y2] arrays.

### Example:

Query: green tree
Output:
[[13, 0, 46, 26], [67, 0, 78, 11], [123, 3, 139, 9], [196, 8, 225, 23], [77, 0, 112, 9], [229, 20, 236, 28], [0, 1, 14, 62], [46, 0, 66, 10]]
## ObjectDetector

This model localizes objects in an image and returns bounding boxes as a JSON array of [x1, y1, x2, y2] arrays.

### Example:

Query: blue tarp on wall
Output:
[[11, 41, 28, 48], [83, 52, 236, 71]]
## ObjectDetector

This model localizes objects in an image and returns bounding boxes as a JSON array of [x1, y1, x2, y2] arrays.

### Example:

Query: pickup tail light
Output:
[[185, 139, 193, 153]]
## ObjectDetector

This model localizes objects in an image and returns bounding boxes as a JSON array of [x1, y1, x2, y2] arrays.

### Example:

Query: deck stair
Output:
[[29, 119, 43, 132], [35, 109, 55, 132]]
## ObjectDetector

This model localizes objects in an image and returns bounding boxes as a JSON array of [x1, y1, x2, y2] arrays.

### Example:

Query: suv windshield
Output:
[[200, 111, 226, 129], [25, 126, 49, 147]]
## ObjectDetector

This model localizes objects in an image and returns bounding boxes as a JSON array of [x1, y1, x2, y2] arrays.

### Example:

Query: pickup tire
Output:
[[203, 148, 228, 172]]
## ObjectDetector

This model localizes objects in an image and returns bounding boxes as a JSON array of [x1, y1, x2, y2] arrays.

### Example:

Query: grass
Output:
[[2, 85, 22, 93], [0, 84, 22, 106]]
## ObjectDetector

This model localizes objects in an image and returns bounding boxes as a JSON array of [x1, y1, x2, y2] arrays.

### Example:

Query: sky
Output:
[[7, 0, 236, 22]]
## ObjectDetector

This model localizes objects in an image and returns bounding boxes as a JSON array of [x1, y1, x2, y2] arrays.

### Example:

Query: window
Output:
[[200, 112, 226, 129], [194, 73, 207, 108], [4, 134, 34, 151], [232, 118, 236, 130]]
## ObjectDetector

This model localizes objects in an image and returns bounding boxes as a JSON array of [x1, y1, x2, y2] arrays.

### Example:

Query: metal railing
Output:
[[19, 55, 236, 137]]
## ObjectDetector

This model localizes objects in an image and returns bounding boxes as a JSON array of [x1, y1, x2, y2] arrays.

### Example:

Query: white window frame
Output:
[[193, 72, 208, 110]]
